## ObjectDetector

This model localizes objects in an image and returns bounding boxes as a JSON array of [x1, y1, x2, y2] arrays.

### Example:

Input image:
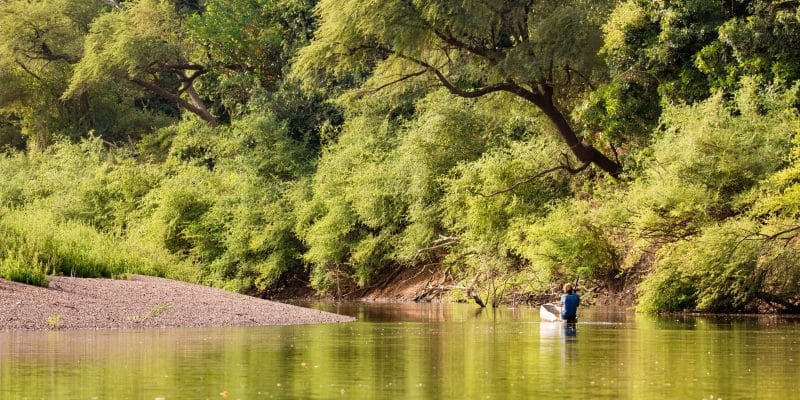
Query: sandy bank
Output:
[[0, 275, 354, 330]]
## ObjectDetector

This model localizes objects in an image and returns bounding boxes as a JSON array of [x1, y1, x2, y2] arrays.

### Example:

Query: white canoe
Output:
[[539, 303, 562, 322]]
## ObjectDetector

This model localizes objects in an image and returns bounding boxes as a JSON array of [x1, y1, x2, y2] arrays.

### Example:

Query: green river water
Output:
[[1, 302, 799, 399]]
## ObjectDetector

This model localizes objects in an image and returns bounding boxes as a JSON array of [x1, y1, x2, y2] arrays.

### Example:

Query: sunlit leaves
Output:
[[66, 0, 186, 97]]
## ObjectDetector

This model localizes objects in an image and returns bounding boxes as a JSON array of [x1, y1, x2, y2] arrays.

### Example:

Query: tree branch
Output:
[[469, 161, 590, 198], [376, 47, 515, 97], [99, 0, 122, 10], [745, 225, 800, 242], [14, 59, 43, 81], [175, 71, 217, 125], [342, 41, 622, 178], [23, 51, 80, 64], [129, 76, 218, 126], [401, 0, 504, 63], [416, 235, 460, 254], [355, 69, 428, 96]]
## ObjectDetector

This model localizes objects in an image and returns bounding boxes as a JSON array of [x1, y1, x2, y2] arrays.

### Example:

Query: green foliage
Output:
[[630, 83, 799, 311], [295, 90, 523, 290], [188, 0, 314, 84], [639, 219, 763, 313], [697, 5, 800, 92], [294, 107, 405, 289], [133, 114, 313, 292], [2, 0, 799, 314], [444, 135, 571, 254], [618, 82, 796, 249], [0, 114, 311, 293], [0, 118, 25, 151], [0, 206, 190, 280], [67, 0, 186, 96], [46, 314, 64, 329], [0, 248, 50, 287], [509, 199, 618, 283], [0, 0, 176, 144], [295, 0, 609, 89], [587, 0, 764, 148]]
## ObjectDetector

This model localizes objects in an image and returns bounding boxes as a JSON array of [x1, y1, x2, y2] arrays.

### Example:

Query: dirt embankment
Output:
[[268, 265, 641, 308], [0, 275, 353, 331]]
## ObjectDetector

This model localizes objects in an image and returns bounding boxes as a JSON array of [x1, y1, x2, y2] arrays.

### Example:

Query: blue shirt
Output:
[[561, 293, 580, 320]]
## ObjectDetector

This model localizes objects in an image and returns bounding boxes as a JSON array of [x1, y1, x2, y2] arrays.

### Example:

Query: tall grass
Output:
[[0, 207, 197, 285], [0, 249, 50, 287]]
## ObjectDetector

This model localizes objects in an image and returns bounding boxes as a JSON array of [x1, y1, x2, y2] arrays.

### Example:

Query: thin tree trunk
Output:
[[176, 72, 218, 127], [129, 77, 219, 127], [183, 83, 215, 124]]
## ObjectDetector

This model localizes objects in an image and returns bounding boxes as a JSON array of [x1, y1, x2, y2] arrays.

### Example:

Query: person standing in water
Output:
[[560, 283, 580, 323]]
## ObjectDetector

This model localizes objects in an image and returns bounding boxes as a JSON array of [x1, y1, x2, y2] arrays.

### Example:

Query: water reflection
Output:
[[1, 303, 799, 399], [292, 301, 631, 324]]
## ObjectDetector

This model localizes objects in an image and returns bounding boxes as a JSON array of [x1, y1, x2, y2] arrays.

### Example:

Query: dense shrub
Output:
[[633, 83, 799, 311], [0, 112, 312, 294]]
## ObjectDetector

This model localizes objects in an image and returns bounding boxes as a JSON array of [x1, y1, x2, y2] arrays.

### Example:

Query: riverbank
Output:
[[267, 265, 641, 310], [0, 275, 354, 330]]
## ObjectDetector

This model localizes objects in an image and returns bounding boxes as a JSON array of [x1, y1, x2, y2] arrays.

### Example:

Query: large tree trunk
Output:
[[503, 83, 622, 178], [538, 101, 622, 178], [507, 86, 619, 178]]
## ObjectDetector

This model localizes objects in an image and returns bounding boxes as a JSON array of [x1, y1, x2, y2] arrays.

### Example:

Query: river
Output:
[[1, 302, 798, 399]]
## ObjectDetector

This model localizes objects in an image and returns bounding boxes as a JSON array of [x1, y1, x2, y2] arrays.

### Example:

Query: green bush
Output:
[[638, 219, 762, 313], [444, 136, 572, 254], [509, 198, 618, 283], [0, 249, 50, 287]]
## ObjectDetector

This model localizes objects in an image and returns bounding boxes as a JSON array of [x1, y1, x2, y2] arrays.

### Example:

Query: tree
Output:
[[588, 0, 797, 145], [294, 0, 623, 177], [697, 1, 800, 93], [65, 0, 219, 126], [0, 0, 103, 144], [70, 0, 319, 127], [0, 0, 189, 143]]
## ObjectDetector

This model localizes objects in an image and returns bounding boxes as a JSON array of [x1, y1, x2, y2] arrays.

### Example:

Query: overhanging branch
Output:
[[368, 45, 516, 98]]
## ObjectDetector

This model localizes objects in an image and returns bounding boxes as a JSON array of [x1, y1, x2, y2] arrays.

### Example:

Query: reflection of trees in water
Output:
[[298, 301, 545, 323]]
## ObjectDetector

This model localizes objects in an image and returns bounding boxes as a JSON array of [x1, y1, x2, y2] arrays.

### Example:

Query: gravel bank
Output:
[[0, 275, 354, 330]]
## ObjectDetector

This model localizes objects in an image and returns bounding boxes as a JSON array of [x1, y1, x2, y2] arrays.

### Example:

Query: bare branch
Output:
[[23, 51, 80, 64], [469, 162, 590, 198], [99, 0, 122, 10], [176, 69, 209, 94], [14, 59, 43, 81], [416, 235, 460, 254], [129, 76, 218, 126], [161, 63, 207, 72], [344, 44, 546, 101], [745, 225, 800, 242], [389, 50, 515, 97], [355, 69, 428, 96]]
